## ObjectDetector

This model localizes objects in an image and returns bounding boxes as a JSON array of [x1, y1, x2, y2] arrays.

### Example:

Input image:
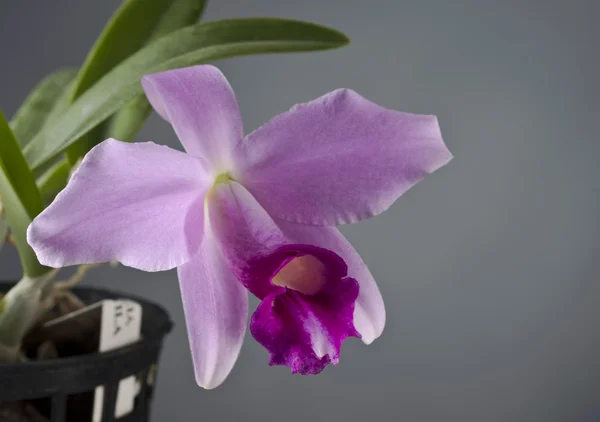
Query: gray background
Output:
[[1, 0, 599, 421]]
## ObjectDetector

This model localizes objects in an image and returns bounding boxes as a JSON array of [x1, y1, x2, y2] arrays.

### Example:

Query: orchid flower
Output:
[[28, 65, 452, 389]]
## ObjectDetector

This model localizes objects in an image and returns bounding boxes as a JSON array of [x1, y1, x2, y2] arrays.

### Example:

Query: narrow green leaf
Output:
[[24, 18, 350, 170], [108, 0, 208, 142], [65, 125, 105, 166], [151, 0, 207, 37], [0, 114, 44, 220], [107, 95, 154, 142], [22, 74, 78, 180], [36, 159, 71, 205], [9, 68, 77, 147], [0, 111, 48, 277], [43, 79, 78, 129], [27, 80, 77, 180], [69, 0, 176, 101], [65, 0, 179, 163]]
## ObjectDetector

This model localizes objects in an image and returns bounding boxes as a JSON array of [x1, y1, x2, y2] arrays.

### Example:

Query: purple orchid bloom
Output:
[[28, 65, 452, 389]]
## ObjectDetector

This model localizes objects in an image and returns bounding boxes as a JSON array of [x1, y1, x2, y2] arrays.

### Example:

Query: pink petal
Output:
[[27, 139, 209, 271], [177, 223, 248, 389], [206, 181, 287, 285], [205, 183, 369, 373], [233, 89, 452, 225], [142, 65, 243, 169], [275, 220, 385, 344], [207, 182, 384, 343]]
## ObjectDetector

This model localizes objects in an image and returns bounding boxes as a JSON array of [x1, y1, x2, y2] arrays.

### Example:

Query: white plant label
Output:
[[92, 299, 142, 422]]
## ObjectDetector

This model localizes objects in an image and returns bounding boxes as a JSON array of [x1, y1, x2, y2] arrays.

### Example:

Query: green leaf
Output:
[[32, 1, 208, 193], [69, 0, 178, 101], [107, 95, 154, 142], [9, 68, 77, 147], [0, 111, 48, 277], [65, 1, 207, 161], [150, 0, 207, 37], [43, 79, 78, 129], [108, 0, 208, 142], [24, 18, 350, 171], [65, 0, 183, 163], [36, 159, 71, 205], [26, 78, 77, 180]]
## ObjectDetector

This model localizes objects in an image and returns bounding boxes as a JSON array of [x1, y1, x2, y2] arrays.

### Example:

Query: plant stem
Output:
[[0, 269, 59, 360], [0, 342, 20, 362], [54, 263, 102, 291]]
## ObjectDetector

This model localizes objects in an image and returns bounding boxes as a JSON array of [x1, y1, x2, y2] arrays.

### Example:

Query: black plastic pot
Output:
[[0, 283, 173, 422]]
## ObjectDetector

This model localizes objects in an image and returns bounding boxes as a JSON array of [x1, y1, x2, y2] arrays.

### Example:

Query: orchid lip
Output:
[[248, 245, 361, 375]]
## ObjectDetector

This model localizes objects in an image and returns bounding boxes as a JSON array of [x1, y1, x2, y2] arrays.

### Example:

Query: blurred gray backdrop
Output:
[[1, 1, 599, 421]]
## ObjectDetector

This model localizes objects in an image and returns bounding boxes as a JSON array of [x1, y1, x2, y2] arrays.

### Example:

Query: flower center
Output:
[[214, 172, 233, 186], [271, 255, 326, 295]]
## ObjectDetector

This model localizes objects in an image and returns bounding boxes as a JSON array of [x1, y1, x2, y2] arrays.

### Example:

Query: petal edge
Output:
[[142, 65, 244, 169], [27, 139, 209, 271], [177, 225, 249, 389], [234, 89, 452, 225]]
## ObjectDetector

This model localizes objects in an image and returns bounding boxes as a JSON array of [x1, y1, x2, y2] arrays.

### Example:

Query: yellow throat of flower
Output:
[[272, 255, 326, 295]]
